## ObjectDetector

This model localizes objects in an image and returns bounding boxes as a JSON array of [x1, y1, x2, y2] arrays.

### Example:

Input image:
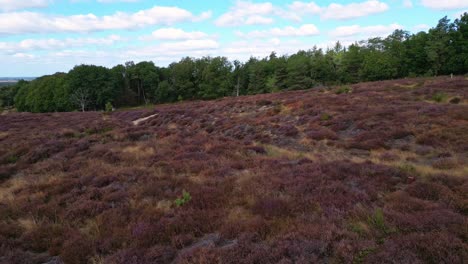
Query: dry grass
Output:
[[121, 145, 155, 159]]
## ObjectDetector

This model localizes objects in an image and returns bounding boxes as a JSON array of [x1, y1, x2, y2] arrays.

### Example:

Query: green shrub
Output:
[[105, 102, 113, 112], [367, 208, 396, 243], [336, 86, 352, 94], [5, 155, 19, 164], [398, 163, 417, 175], [175, 190, 191, 207], [368, 208, 386, 232], [353, 248, 376, 264], [320, 113, 332, 121], [431, 92, 448, 103]]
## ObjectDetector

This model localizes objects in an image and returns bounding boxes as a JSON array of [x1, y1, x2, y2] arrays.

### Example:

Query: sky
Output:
[[0, 0, 467, 77]]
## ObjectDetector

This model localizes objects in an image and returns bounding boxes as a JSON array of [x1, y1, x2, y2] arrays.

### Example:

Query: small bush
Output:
[[398, 163, 417, 175], [320, 113, 332, 121], [368, 208, 387, 233], [4, 154, 19, 164], [336, 86, 352, 94], [431, 92, 448, 103], [105, 102, 113, 112], [175, 190, 192, 207]]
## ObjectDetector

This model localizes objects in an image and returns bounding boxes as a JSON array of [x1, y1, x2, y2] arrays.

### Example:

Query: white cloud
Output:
[[140, 28, 209, 41], [216, 1, 389, 26], [0, 0, 50, 11], [194, 11, 213, 22], [97, 0, 139, 3], [403, 0, 413, 8], [215, 1, 276, 26], [0, 37, 220, 75], [413, 24, 430, 31], [220, 38, 331, 60], [0, 6, 210, 35], [123, 39, 220, 63], [157, 39, 219, 52], [321, 1, 389, 20], [0, 35, 123, 54], [244, 15, 274, 25], [287, 1, 388, 20], [330, 23, 403, 39], [288, 1, 321, 15], [236, 24, 319, 38], [454, 10, 468, 18], [420, 0, 468, 10], [12, 53, 36, 59]]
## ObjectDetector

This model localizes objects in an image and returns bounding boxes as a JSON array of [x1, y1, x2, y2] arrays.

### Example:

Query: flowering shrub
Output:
[[0, 76, 466, 262]]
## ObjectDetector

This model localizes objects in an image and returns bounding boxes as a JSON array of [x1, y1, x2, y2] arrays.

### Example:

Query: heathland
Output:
[[0, 76, 466, 263]]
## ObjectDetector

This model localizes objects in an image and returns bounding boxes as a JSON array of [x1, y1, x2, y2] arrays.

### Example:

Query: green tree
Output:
[[274, 56, 289, 90], [449, 13, 468, 74], [287, 51, 313, 90], [168, 57, 197, 100], [384, 30, 410, 77], [0, 80, 26, 108], [426, 16, 455, 75], [14, 73, 71, 112], [360, 51, 398, 81], [340, 44, 364, 83], [404, 32, 430, 76], [130, 61, 160, 104], [67, 64, 114, 111], [198, 57, 233, 99]]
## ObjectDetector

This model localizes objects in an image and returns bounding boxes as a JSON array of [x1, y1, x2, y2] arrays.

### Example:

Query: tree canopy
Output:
[[3, 13, 467, 113]]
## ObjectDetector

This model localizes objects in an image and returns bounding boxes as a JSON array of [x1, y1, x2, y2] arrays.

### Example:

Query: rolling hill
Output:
[[0, 76, 467, 263]]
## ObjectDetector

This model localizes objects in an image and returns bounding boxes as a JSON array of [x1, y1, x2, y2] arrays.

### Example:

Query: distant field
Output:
[[0, 77, 35, 88], [0, 76, 467, 263], [0, 82, 16, 88]]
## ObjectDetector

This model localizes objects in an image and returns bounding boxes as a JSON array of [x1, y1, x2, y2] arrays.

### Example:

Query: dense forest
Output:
[[1, 14, 467, 112]]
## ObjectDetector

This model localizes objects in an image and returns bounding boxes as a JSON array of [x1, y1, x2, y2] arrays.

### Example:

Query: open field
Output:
[[0, 76, 467, 263]]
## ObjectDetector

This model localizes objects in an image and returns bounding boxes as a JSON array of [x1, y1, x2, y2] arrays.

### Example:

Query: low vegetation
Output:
[[0, 76, 466, 263]]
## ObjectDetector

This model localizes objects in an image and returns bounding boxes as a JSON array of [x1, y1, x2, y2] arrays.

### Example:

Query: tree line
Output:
[[1, 14, 467, 113]]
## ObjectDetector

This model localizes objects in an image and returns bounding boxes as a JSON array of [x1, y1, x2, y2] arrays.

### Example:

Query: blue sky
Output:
[[0, 0, 467, 76]]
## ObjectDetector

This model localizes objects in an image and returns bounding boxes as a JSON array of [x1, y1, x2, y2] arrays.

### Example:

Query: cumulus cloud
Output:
[[123, 39, 220, 63], [413, 24, 430, 31], [454, 10, 468, 18], [329, 23, 403, 39], [288, 1, 321, 14], [139, 28, 210, 41], [216, 1, 389, 26], [12, 53, 36, 59], [0, 0, 50, 11], [236, 24, 320, 38], [215, 1, 276, 26], [420, 0, 468, 10], [321, 1, 389, 20], [0, 6, 211, 35], [403, 0, 413, 8], [97, 0, 139, 3], [288, 1, 388, 20], [213, 1, 392, 27], [0, 35, 123, 54]]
